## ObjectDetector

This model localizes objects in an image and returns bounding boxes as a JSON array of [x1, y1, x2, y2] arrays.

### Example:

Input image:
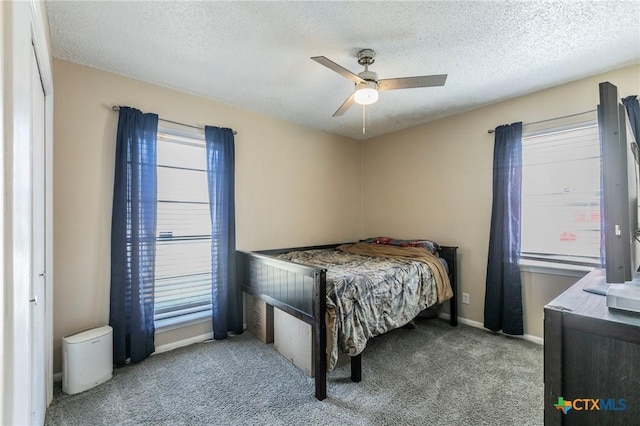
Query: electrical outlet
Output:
[[462, 292, 470, 304]]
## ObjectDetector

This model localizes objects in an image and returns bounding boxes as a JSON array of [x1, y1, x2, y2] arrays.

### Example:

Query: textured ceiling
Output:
[[46, 1, 640, 140]]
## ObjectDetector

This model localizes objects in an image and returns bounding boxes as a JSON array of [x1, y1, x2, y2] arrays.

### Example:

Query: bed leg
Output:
[[314, 371, 326, 401], [450, 291, 458, 327], [350, 353, 362, 382], [314, 270, 327, 401]]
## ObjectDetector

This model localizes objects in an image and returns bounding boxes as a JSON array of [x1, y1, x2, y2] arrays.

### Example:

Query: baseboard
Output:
[[53, 317, 541, 381], [439, 312, 544, 345], [52, 333, 215, 380], [154, 332, 214, 354]]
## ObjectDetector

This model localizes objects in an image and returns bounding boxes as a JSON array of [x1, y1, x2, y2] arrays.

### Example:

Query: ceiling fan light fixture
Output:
[[311, 49, 447, 117], [354, 81, 378, 105]]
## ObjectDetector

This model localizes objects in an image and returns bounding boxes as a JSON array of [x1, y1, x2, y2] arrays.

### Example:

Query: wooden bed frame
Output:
[[237, 243, 458, 400]]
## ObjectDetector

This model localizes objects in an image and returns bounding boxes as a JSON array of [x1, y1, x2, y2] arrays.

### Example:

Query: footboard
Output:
[[237, 243, 458, 401], [237, 250, 328, 400]]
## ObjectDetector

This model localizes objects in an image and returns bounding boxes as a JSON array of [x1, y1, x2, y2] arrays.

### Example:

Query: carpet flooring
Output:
[[45, 319, 543, 425]]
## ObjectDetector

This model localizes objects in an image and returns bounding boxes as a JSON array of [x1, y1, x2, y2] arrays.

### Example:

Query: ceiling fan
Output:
[[311, 48, 447, 117]]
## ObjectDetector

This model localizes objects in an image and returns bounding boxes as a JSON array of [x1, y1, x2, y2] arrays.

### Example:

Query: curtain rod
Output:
[[487, 109, 597, 134], [111, 106, 237, 135]]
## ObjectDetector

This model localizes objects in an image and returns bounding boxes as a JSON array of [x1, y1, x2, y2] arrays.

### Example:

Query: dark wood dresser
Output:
[[544, 268, 640, 425]]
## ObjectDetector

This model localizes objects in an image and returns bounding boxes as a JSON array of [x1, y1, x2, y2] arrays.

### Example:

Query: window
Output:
[[521, 122, 601, 267], [154, 128, 212, 328]]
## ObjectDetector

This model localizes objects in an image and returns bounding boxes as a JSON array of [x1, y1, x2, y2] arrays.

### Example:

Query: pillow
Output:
[[361, 237, 440, 255]]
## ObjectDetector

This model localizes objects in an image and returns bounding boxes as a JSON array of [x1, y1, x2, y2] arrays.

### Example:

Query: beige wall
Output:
[[521, 271, 578, 337], [52, 60, 362, 373], [53, 58, 639, 374], [361, 64, 640, 338]]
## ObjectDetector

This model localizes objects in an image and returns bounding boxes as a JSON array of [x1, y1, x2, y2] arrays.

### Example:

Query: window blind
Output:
[[154, 131, 212, 324], [521, 123, 601, 265]]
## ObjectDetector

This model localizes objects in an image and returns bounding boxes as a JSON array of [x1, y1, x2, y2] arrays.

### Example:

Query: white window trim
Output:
[[158, 125, 205, 141], [519, 258, 594, 278], [522, 119, 598, 138]]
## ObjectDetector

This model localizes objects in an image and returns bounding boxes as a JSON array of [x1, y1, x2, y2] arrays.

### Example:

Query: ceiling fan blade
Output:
[[378, 74, 447, 91], [333, 92, 356, 117], [311, 56, 365, 84]]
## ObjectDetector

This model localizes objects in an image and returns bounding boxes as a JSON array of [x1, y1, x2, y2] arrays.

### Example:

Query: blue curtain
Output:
[[622, 95, 640, 142], [484, 122, 524, 335], [110, 107, 158, 365], [204, 126, 242, 339]]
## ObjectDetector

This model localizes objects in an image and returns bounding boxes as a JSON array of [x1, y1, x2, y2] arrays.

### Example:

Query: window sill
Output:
[[519, 259, 594, 278], [155, 310, 211, 333]]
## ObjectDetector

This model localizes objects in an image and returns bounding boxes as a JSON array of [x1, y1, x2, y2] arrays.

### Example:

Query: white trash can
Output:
[[62, 325, 113, 394]]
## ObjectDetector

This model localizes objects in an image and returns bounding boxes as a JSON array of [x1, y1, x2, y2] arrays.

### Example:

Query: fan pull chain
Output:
[[362, 104, 366, 135]]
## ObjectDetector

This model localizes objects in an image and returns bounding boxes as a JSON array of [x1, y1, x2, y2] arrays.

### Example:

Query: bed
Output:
[[237, 238, 458, 400]]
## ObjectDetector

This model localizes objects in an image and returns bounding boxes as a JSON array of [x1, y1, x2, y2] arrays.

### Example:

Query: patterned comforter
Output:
[[277, 243, 453, 371]]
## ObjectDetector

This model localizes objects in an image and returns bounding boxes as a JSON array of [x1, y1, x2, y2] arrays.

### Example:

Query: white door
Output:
[[30, 44, 47, 426]]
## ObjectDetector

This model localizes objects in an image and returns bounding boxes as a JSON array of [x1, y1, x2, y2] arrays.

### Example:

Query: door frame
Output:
[[30, 0, 55, 410], [31, 39, 47, 426], [1, 1, 54, 424]]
